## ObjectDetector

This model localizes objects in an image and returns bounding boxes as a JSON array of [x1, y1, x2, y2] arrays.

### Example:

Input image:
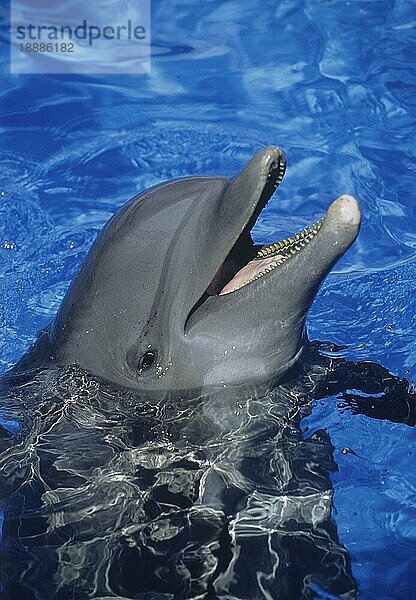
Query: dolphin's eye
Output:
[[138, 351, 157, 373]]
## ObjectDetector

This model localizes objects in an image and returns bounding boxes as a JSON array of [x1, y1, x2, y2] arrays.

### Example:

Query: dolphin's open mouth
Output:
[[205, 151, 324, 296], [217, 216, 326, 296]]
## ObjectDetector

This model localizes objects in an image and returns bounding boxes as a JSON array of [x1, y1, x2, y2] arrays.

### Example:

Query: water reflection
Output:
[[1, 345, 414, 598]]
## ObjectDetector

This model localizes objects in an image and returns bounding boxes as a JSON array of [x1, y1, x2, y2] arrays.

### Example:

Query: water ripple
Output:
[[0, 0, 415, 597]]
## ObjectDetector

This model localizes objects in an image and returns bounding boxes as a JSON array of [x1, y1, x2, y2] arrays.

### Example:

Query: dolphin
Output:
[[1, 147, 415, 599], [14, 147, 361, 395]]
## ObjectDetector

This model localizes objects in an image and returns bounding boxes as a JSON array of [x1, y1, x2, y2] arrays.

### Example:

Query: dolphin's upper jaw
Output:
[[203, 149, 288, 298]]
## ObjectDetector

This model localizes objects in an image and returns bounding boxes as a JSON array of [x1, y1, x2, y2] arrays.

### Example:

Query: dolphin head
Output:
[[48, 147, 361, 395]]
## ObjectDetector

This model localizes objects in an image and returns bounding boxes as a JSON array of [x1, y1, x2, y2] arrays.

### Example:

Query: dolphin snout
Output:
[[327, 194, 361, 228]]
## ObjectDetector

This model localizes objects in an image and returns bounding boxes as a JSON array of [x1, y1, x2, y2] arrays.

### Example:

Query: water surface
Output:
[[1, 1, 416, 598]]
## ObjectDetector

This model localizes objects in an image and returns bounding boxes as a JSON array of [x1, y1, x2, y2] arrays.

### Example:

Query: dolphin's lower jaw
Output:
[[215, 195, 360, 296]]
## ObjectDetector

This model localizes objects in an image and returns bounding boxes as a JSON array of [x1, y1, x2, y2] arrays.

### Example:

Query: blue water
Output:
[[1, 0, 416, 598]]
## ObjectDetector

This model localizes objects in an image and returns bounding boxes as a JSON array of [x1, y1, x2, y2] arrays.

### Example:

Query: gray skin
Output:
[[17, 147, 361, 396]]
